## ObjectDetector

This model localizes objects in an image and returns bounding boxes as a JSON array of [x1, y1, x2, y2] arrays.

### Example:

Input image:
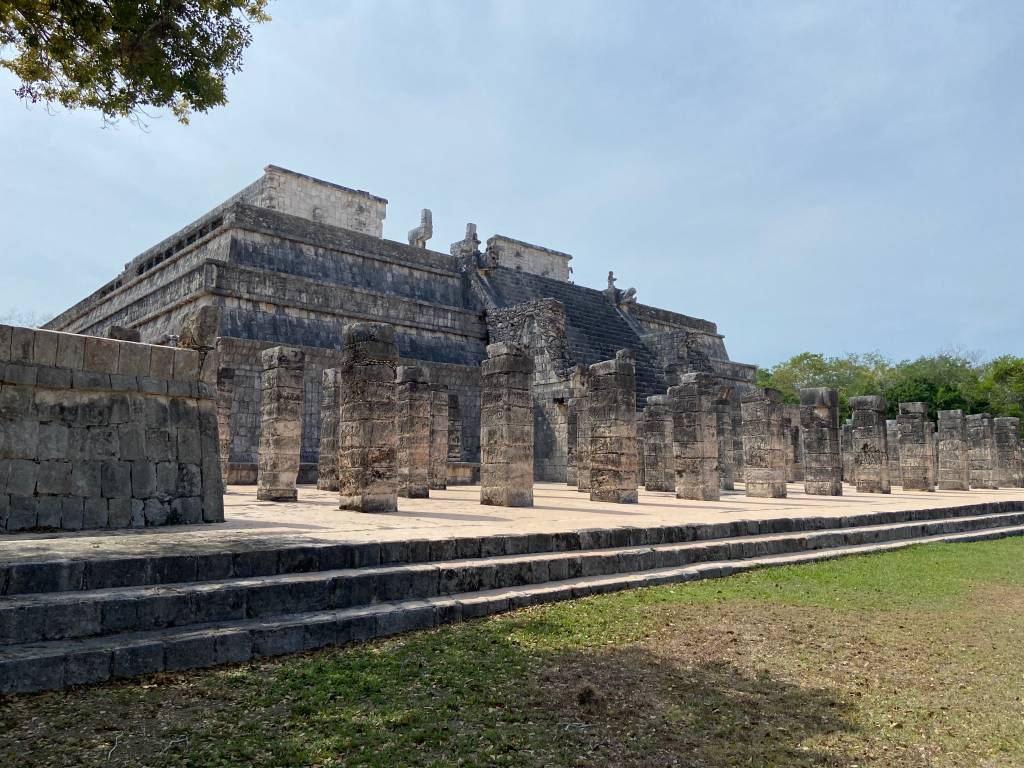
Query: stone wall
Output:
[[0, 325, 222, 532], [485, 235, 572, 282]]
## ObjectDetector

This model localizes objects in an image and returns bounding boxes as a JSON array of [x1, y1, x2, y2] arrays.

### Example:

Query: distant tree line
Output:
[[757, 351, 1024, 431]]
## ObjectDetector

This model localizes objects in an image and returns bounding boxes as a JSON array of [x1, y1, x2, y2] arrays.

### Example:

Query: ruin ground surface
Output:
[[3, 536, 1023, 768], [3, 482, 1024, 565]]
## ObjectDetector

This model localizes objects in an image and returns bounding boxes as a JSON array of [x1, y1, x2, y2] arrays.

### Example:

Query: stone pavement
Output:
[[2, 483, 1023, 566]]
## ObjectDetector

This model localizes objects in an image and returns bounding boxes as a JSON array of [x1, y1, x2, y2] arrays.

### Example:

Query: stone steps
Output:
[[5, 500, 1021, 597], [2, 521, 1022, 696]]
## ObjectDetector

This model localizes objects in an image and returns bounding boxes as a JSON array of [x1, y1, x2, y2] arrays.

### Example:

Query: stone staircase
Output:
[[2, 500, 1023, 695]]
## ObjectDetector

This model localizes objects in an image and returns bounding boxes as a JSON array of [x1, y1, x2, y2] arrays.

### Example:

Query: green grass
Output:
[[4, 538, 1024, 767]]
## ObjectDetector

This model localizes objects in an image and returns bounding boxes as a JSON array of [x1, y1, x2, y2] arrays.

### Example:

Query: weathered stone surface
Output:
[[742, 388, 787, 498], [337, 323, 399, 512], [966, 413, 998, 489], [850, 395, 890, 494], [316, 369, 342, 491], [566, 396, 579, 487], [216, 366, 234, 487], [641, 395, 674, 492], [937, 409, 970, 491], [572, 366, 592, 493], [840, 420, 854, 485], [715, 386, 736, 490], [897, 402, 934, 491], [926, 421, 938, 490], [480, 343, 534, 506], [587, 350, 638, 504], [256, 346, 304, 502], [800, 388, 842, 496], [447, 393, 462, 463], [428, 386, 449, 490], [886, 419, 901, 487], [993, 417, 1023, 488], [668, 372, 719, 501], [396, 366, 431, 499]]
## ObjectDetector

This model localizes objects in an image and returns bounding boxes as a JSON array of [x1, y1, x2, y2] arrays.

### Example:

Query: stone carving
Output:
[[428, 385, 449, 490], [886, 419, 901, 487], [588, 350, 639, 503], [840, 420, 854, 484], [896, 402, 934, 491], [850, 395, 890, 493], [480, 343, 534, 506], [732, 403, 745, 482], [782, 404, 803, 483], [937, 409, 970, 491], [447, 393, 463, 462], [605, 271, 637, 307], [408, 208, 433, 249], [642, 394, 674, 492], [396, 366, 431, 498], [669, 372, 720, 501], [178, 305, 221, 386], [566, 396, 580, 487], [966, 413, 998, 489], [316, 369, 342, 491], [450, 223, 481, 261], [994, 417, 1023, 488], [926, 421, 938, 489], [106, 325, 140, 342], [216, 366, 235, 487], [572, 366, 592, 493], [256, 346, 304, 502], [714, 386, 736, 490], [800, 388, 842, 496], [742, 388, 788, 498], [636, 433, 646, 487], [337, 322, 399, 513]]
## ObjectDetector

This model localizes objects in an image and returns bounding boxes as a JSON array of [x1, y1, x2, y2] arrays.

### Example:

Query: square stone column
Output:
[[967, 413, 998, 489], [731, 402, 745, 481], [669, 372, 719, 501], [850, 395, 891, 493], [742, 388, 787, 498], [926, 422, 938, 489], [937, 409, 970, 491], [447, 393, 462, 463], [480, 342, 534, 506], [566, 396, 579, 486], [572, 366, 592, 493], [800, 388, 842, 496], [636, 432, 646, 487], [428, 385, 449, 490], [642, 394, 674, 492], [316, 368, 342, 491], [994, 417, 1023, 488], [886, 419, 901, 487], [216, 366, 234, 487], [337, 322, 399, 513], [715, 386, 736, 490], [256, 346, 304, 502], [588, 350, 639, 503], [783, 404, 804, 483], [840, 420, 854, 485], [897, 402, 934, 491], [396, 366, 431, 498]]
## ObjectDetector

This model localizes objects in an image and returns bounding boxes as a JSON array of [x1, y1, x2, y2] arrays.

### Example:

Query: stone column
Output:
[[636, 431, 646, 488], [783, 404, 804, 483], [566, 397, 579, 486], [886, 419, 901, 487], [840, 420, 854, 485], [396, 366, 431, 498], [897, 402, 934, 491], [967, 413, 998, 489], [731, 402, 745, 482], [669, 372, 719, 500], [480, 343, 534, 506], [800, 387, 842, 496], [337, 322, 399, 513], [994, 417, 1023, 488], [850, 395, 891, 493], [316, 368, 342, 491], [447, 393, 462, 463], [572, 366, 591, 493], [215, 366, 234, 487], [428, 385, 449, 490], [937, 409, 970, 491], [588, 350, 638, 503], [926, 422, 938, 490], [742, 388, 787, 498], [715, 386, 736, 490], [256, 346, 304, 502], [642, 394, 674, 492]]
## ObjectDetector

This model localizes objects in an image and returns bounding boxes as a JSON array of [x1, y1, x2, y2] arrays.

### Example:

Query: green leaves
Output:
[[0, 0, 270, 124]]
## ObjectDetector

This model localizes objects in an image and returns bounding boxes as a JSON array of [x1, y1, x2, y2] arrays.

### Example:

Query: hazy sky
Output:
[[2, 1, 1021, 368]]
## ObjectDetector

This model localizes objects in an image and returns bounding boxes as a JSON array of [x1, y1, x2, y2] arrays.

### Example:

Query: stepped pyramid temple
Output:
[[45, 165, 757, 484]]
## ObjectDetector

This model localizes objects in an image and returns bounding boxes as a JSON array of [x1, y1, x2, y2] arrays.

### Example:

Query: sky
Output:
[[1, 0, 1021, 368]]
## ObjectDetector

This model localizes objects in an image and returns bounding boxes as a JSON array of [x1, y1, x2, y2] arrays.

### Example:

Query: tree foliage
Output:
[[0, 0, 269, 124], [759, 351, 1024, 430]]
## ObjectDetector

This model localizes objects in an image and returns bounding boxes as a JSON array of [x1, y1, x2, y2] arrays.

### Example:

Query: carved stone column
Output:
[[317, 368, 341, 491], [447, 392, 462, 463], [967, 413, 998, 489], [669, 372, 719, 501], [428, 385, 449, 490], [642, 394, 674, 492], [256, 346, 304, 502], [850, 395, 891, 493], [897, 402, 934, 491], [886, 419, 901, 487], [937, 409, 970, 491], [215, 366, 234, 488], [480, 343, 534, 506], [588, 350, 638, 503], [396, 366, 431, 498], [337, 323, 399, 512], [994, 417, 1023, 488], [566, 397, 579, 487], [714, 386, 735, 491], [741, 388, 787, 498], [800, 388, 842, 496]]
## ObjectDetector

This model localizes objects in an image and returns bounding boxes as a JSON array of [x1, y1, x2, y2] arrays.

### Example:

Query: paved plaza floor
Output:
[[2, 483, 1023, 565]]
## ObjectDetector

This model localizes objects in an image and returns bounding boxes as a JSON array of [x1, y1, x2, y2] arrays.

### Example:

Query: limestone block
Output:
[[216, 367, 235, 486], [317, 369, 342, 491], [993, 417, 1023, 488], [642, 395, 674, 492], [897, 402, 934, 491], [566, 397, 579, 487], [428, 385, 449, 490], [799, 388, 841, 496], [743, 388, 787, 498], [587, 350, 637, 504], [937, 410, 970, 491], [396, 366, 431, 499], [480, 343, 534, 507], [668, 373, 719, 501], [850, 395, 891, 493], [447, 393, 462, 462], [966, 413, 998, 489], [337, 323, 399, 513], [886, 419, 902, 487], [256, 346, 304, 502]]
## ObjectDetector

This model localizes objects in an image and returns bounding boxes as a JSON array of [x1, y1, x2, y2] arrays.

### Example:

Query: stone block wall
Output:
[[0, 325, 223, 532], [485, 235, 572, 282]]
